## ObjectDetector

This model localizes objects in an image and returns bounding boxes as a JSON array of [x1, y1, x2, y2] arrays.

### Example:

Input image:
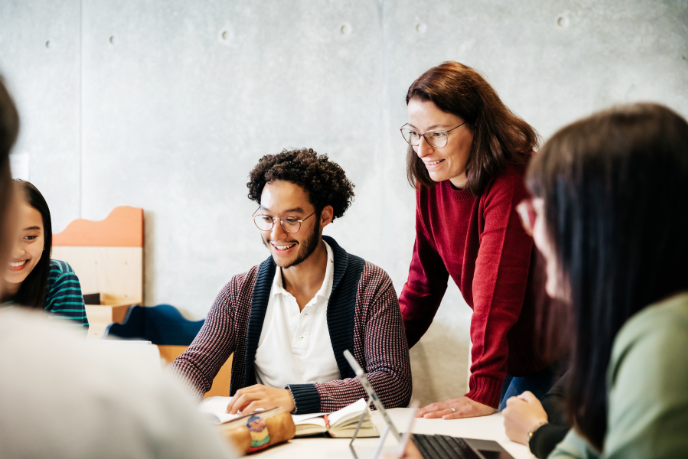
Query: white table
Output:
[[255, 408, 535, 458]]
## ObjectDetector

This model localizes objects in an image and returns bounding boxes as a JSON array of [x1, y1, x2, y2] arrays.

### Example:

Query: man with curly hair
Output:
[[171, 148, 412, 415]]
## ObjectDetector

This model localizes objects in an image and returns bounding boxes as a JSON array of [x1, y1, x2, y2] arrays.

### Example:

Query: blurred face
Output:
[[4, 200, 44, 289], [407, 98, 474, 188], [257, 180, 330, 269], [529, 198, 562, 298]]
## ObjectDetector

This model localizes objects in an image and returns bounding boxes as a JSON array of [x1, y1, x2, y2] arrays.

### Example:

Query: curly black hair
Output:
[[247, 148, 355, 220]]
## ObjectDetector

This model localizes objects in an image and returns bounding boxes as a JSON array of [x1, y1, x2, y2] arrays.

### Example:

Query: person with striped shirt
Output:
[[2, 180, 88, 327]]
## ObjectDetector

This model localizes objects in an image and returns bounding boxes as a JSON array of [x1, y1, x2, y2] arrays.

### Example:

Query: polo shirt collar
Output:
[[270, 241, 335, 302]]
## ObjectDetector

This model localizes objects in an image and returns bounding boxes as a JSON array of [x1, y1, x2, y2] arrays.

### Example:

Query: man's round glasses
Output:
[[399, 121, 467, 148], [252, 209, 316, 233]]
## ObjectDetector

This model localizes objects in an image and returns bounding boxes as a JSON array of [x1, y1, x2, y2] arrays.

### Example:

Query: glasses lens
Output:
[[401, 128, 420, 146], [280, 217, 301, 233], [426, 131, 448, 148], [254, 215, 274, 231]]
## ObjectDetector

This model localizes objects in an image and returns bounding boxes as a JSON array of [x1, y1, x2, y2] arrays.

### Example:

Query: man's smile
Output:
[[270, 242, 297, 252]]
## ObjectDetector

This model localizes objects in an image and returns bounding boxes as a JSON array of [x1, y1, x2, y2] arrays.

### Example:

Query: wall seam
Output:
[[379, 0, 392, 285]]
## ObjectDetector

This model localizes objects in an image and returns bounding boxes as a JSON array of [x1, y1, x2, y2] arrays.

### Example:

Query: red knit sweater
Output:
[[400, 166, 550, 408]]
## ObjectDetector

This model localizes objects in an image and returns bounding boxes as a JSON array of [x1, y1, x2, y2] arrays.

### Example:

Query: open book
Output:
[[292, 398, 379, 437], [198, 396, 246, 424], [199, 397, 379, 438]]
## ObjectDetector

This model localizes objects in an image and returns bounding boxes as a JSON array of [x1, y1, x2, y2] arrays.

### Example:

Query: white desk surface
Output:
[[255, 408, 535, 458]]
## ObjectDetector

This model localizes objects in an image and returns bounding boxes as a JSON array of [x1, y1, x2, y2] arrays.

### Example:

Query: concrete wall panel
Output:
[[80, 0, 385, 314], [0, 0, 81, 232]]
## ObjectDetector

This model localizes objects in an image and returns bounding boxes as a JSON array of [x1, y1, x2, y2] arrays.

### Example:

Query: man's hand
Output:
[[225, 384, 296, 415], [502, 391, 548, 445], [415, 396, 495, 420]]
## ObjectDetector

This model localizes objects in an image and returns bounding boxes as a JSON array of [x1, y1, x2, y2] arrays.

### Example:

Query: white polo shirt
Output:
[[254, 241, 341, 389]]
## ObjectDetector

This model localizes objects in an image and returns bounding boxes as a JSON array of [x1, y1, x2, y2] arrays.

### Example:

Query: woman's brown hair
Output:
[[406, 61, 539, 196]]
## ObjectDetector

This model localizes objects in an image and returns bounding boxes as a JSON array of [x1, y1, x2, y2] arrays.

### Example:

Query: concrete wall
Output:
[[1, 0, 686, 404]]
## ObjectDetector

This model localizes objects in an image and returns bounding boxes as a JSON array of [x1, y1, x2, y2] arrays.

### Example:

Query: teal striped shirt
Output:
[[46, 259, 89, 328]]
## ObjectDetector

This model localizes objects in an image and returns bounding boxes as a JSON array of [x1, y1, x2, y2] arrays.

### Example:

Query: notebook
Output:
[[292, 398, 379, 437]]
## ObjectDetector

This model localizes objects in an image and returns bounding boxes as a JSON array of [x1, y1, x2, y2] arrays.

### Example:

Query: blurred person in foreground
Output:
[[171, 149, 412, 415], [511, 103, 688, 458], [0, 78, 236, 458]]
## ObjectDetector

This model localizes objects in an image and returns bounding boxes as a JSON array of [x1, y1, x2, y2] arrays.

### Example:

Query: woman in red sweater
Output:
[[400, 61, 556, 419]]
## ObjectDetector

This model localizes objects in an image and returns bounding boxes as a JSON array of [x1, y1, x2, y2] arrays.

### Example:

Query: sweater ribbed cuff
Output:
[[287, 384, 321, 414], [465, 375, 503, 409]]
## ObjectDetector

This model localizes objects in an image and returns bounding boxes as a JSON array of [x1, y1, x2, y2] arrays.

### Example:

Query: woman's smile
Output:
[[8, 259, 28, 271]]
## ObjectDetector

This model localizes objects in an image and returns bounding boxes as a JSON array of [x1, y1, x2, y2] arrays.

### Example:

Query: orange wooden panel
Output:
[[158, 345, 188, 364], [159, 346, 232, 398], [53, 206, 143, 247]]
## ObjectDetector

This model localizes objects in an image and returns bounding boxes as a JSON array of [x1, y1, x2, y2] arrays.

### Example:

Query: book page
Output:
[[293, 415, 327, 428], [328, 398, 368, 427], [292, 412, 326, 425], [198, 396, 242, 424]]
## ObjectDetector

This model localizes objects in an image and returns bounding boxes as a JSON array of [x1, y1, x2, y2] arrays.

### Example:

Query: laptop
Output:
[[343, 350, 514, 459]]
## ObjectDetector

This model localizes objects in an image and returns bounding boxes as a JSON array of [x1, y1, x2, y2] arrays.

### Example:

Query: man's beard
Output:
[[262, 216, 321, 269]]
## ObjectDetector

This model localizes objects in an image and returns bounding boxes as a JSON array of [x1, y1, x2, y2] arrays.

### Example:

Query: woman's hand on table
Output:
[[225, 384, 295, 414], [415, 396, 495, 420], [502, 391, 548, 445]]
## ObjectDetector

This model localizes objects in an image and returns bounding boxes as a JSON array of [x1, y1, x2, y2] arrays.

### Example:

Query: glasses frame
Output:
[[252, 209, 316, 234], [399, 121, 467, 148]]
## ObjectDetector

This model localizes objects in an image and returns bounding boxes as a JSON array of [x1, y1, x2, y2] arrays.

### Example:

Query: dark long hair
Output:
[[526, 103, 688, 450], [0, 78, 19, 267], [12, 180, 53, 309], [406, 61, 539, 195]]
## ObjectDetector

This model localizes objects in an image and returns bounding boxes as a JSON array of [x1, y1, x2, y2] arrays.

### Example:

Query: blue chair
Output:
[[104, 304, 204, 345]]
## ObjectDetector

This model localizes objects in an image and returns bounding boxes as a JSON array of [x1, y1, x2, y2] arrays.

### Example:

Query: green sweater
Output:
[[46, 259, 89, 327], [2, 260, 88, 328], [549, 292, 688, 458]]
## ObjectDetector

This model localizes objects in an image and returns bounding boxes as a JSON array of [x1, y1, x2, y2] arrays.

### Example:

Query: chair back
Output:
[[52, 206, 145, 338], [53, 206, 144, 305]]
